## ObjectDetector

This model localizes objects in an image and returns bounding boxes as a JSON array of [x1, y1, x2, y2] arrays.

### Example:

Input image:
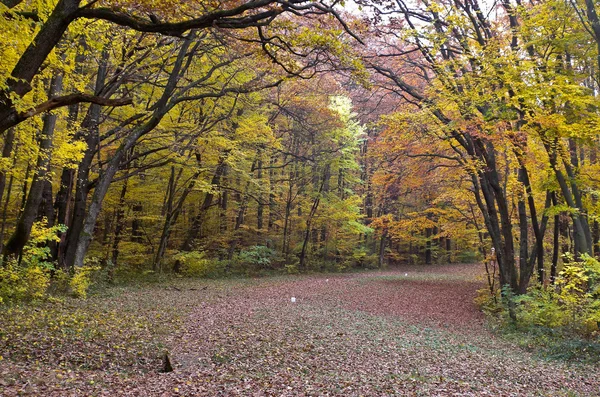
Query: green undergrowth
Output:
[[477, 254, 600, 365], [491, 321, 600, 364]]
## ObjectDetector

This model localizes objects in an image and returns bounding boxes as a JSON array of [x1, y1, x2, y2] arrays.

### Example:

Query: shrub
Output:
[[0, 220, 64, 304], [285, 264, 299, 274], [456, 249, 481, 264], [0, 261, 50, 303], [172, 251, 224, 278], [474, 287, 500, 315], [350, 247, 379, 268], [69, 266, 101, 298], [517, 254, 600, 337], [238, 246, 275, 269], [227, 246, 277, 276], [0, 222, 104, 303]]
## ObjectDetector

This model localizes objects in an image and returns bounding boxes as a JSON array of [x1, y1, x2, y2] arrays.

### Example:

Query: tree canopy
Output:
[[1, 0, 600, 340]]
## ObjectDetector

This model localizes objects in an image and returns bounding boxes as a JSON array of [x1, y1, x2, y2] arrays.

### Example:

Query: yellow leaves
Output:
[[29, 219, 65, 245], [426, 2, 444, 14], [235, 113, 274, 146], [51, 135, 87, 170]]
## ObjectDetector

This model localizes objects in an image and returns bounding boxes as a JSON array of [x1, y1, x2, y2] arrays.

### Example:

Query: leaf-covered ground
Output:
[[1, 264, 599, 396]]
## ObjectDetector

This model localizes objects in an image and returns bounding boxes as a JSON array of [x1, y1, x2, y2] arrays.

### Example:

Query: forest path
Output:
[[3, 264, 599, 396], [151, 263, 599, 396]]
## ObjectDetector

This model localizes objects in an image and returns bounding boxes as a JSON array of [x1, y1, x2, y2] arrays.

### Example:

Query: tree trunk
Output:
[[299, 171, 325, 269], [63, 50, 110, 269], [72, 37, 194, 268], [0, 129, 16, 215], [551, 193, 560, 284], [154, 157, 204, 270], [378, 228, 387, 267], [3, 74, 62, 257], [425, 227, 432, 265], [181, 158, 227, 251], [111, 178, 129, 266], [257, 157, 264, 233]]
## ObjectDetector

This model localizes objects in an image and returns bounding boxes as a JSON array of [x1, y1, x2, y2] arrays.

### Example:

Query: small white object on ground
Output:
[[404, 273, 408, 276], [291, 297, 296, 303], [326, 279, 329, 283]]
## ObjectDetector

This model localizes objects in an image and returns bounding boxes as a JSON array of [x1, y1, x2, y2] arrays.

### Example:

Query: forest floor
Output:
[[1, 263, 599, 396]]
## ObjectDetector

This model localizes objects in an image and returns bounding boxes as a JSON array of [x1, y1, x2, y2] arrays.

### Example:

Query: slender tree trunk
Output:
[[299, 172, 325, 269], [551, 193, 560, 284], [219, 164, 229, 234], [378, 228, 387, 267], [111, 178, 129, 266], [227, 162, 256, 260], [268, 156, 276, 231], [181, 157, 227, 251], [0, 134, 17, 254], [282, 169, 294, 258], [131, 203, 143, 243], [0, 172, 15, 255], [257, 156, 264, 233], [155, 161, 204, 269], [542, 137, 590, 256], [0, 129, 16, 212], [425, 227, 432, 265], [154, 169, 177, 271], [319, 164, 331, 247]]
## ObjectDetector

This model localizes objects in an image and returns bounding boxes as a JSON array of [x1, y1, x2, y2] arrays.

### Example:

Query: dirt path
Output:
[[2, 264, 599, 396]]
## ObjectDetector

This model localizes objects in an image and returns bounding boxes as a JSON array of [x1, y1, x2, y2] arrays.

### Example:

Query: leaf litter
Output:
[[1, 264, 598, 396]]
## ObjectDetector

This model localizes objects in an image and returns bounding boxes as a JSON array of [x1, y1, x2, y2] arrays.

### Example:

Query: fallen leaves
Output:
[[0, 265, 598, 396]]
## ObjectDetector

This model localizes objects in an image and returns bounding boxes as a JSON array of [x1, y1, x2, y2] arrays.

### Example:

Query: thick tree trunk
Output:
[[3, 74, 62, 257], [62, 47, 112, 269], [0, 0, 82, 134]]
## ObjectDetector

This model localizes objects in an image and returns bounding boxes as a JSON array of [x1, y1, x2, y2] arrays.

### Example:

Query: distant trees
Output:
[[4, 0, 599, 296], [0, 0, 369, 272], [358, 0, 600, 293]]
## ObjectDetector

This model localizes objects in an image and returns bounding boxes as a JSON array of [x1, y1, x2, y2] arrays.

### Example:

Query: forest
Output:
[[1, 0, 600, 395]]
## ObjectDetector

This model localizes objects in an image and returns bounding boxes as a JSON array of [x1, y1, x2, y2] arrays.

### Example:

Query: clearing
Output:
[[1, 264, 599, 396]]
